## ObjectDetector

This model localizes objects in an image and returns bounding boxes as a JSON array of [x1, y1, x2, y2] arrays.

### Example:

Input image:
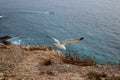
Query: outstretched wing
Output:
[[47, 35, 60, 44], [61, 37, 84, 45]]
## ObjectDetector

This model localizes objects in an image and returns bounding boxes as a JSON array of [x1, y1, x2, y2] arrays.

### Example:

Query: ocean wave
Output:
[[9, 37, 24, 45], [0, 15, 3, 18], [11, 40, 24, 45], [0, 10, 55, 15], [16, 11, 55, 15]]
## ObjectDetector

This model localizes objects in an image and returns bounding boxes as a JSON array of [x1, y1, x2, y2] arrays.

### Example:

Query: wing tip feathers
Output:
[[80, 37, 84, 40]]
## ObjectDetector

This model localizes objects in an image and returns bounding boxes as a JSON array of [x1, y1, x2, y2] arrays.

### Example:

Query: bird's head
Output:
[[54, 43, 66, 50], [60, 44, 66, 50], [62, 45, 66, 50]]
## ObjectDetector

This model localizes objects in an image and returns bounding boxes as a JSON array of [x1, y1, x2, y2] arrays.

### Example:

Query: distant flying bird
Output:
[[47, 35, 84, 50], [0, 35, 19, 45], [49, 11, 55, 15]]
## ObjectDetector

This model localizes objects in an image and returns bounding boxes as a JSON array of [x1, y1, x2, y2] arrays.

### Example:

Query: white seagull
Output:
[[47, 35, 84, 50]]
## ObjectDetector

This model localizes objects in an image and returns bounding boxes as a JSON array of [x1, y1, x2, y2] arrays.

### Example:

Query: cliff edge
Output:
[[0, 44, 120, 80]]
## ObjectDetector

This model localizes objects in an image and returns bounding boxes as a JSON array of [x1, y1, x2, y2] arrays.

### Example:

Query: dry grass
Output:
[[40, 71, 54, 76], [23, 45, 53, 51], [87, 72, 120, 80], [110, 76, 120, 80], [0, 44, 29, 73], [87, 72, 107, 80], [62, 52, 96, 66]]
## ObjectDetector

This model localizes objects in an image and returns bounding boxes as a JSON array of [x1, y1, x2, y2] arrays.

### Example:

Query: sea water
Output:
[[0, 0, 120, 64]]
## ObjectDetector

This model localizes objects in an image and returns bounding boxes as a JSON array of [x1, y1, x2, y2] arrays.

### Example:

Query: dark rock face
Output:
[[0, 36, 12, 41], [0, 36, 12, 45]]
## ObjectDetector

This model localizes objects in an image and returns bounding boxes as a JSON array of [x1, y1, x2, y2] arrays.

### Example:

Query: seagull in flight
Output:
[[47, 35, 84, 50]]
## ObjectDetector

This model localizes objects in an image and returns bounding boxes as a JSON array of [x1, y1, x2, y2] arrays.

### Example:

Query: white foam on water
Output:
[[0, 15, 3, 18], [17, 10, 54, 15], [43, 12, 49, 14], [9, 37, 24, 45], [11, 39, 24, 45]]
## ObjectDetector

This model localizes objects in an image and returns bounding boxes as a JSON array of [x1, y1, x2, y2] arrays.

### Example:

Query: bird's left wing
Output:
[[61, 37, 84, 45], [47, 35, 60, 44]]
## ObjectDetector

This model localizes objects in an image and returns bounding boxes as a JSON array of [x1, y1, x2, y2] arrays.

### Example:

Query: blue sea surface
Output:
[[0, 0, 120, 64]]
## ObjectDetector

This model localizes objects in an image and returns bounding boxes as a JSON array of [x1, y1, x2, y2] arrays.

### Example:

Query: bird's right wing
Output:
[[61, 37, 84, 45], [47, 35, 60, 44]]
